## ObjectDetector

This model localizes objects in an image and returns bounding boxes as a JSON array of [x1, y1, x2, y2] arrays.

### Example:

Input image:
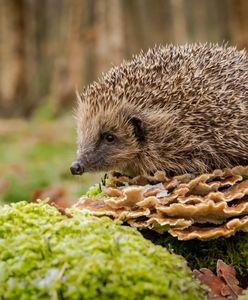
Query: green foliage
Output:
[[149, 231, 248, 280], [0, 202, 206, 300], [32, 102, 57, 121], [2, 176, 50, 203], [0, 118, 102, 204]]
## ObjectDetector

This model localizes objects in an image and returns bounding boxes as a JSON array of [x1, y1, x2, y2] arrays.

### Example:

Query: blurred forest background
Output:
[[0, 0, 248, 117], [0, 0, 248, 205]]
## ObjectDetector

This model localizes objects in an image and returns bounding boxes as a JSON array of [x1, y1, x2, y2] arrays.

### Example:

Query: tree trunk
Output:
[[229, 0, 248, 49], [95, 0, 124, 75], [0, 0, 28, 117]]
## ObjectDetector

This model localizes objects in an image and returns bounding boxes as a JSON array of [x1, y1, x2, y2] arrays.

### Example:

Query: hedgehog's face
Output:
[[70, 101, 146, 176]]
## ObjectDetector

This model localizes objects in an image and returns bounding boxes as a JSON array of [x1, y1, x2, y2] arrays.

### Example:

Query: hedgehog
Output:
[[70, 43, 248, 177]]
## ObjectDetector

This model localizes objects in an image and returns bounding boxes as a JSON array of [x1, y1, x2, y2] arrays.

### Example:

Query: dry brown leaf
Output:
[[193, 260, 244, 300], [0, 179, 10, 194], [32, 186, 76, 208], [193, 268, 227, 300], [216, 260, 243, 298]]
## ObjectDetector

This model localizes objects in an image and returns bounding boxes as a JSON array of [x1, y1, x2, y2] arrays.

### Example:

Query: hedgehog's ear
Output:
[[129, 116, 145, 142]]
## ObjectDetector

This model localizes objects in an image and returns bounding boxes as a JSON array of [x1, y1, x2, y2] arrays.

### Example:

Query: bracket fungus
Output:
[[75, 166, 248, 241]]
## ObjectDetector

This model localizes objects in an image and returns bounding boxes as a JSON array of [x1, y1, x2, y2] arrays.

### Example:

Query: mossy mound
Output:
[[145, 230, 248, 280], [0, 202, 206, 300]]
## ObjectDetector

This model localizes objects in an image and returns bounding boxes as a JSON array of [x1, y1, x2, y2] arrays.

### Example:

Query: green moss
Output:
[[0, 202, 206, 300], [86, 183, 102, 197], [147, 231, 248, 280]]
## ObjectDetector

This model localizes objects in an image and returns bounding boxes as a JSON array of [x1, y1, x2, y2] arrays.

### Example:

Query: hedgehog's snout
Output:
[[70, 160, 84, 175]]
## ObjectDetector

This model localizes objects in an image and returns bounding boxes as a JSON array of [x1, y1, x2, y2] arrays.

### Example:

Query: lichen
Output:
[[0, 201, 206, 300]]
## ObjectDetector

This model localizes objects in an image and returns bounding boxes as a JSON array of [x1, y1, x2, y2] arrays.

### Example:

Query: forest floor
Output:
[[0, 116, 102, 206]]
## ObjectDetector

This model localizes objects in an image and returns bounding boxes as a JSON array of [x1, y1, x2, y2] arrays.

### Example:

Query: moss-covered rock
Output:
[[146, 230, 248, 280], [0, 202, 206, 300]]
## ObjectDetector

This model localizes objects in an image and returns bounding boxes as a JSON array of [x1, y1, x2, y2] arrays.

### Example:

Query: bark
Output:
[[94, 0, 124, 75], [229, 0, 248, 49], [170, 0, 188, 43], [0, 0, 28, 116]]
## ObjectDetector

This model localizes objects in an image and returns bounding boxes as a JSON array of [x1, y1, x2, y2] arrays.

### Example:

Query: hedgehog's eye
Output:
[[103, 133, 116, 144]]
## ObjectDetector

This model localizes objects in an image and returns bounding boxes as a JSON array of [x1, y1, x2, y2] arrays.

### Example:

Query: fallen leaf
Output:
[[217, 260, 243, 298], [193, 260, 244, 300], [32, 186, 76, 208], [193, 268, 227, 300], [0, 179, 10, 193]]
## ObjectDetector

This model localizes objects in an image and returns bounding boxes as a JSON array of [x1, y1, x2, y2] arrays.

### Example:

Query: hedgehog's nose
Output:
[[70, 161, 84, 175]]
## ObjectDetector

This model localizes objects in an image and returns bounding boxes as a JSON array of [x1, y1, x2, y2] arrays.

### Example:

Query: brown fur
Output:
[[74, 43, 248, 176]]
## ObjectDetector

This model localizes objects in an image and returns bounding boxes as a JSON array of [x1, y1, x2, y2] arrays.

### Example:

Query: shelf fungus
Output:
[[75, 166, 248, 241]]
